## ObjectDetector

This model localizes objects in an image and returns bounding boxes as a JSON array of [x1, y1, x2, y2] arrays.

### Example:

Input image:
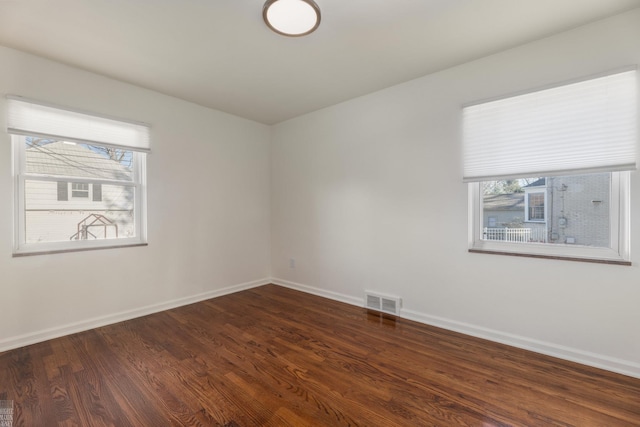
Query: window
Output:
[[464, 69, 636, 264], [71, 182, 89, 198], [480, 173, 616, 248], [57, 182, 103, 201], [525, 190, 545, 222], [8, 96, 149, 255]]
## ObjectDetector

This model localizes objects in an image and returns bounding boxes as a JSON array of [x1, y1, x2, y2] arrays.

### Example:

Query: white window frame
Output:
[[524, 189, 546, 223], [468, 172, 630, 264], [12, 135, 147, 255], [71, 182, 90, 198]]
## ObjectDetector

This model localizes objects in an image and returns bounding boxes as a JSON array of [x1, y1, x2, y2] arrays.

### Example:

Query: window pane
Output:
[[24, 179, 136, 243], [482, 174, 610, 247], [71, 182, 89, 198], [25, 137, 133, 181], [528, 192, 545, 221]]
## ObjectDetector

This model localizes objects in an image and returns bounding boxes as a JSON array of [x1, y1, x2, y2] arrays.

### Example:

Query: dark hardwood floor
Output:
[[1, 284, 639, 426]]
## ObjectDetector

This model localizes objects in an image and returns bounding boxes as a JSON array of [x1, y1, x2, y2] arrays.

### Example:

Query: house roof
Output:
[[524, 178, 546, 188], [26, 141, 132, 181], [483, 193, 524, 211]]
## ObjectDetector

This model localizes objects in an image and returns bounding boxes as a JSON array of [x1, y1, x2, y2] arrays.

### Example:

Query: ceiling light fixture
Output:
[[263, 0, 321, 37]]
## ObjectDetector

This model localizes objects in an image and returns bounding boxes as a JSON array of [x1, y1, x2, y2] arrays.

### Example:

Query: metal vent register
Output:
[[365, 292, 401, 315]]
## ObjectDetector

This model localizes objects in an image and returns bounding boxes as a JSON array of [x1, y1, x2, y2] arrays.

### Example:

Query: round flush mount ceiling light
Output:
[[263, 0, 321, 37]]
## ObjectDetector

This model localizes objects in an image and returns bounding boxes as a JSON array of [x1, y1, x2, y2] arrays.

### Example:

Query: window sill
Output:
[[469, 248, 631, 266], [13, 242, 148, 257]]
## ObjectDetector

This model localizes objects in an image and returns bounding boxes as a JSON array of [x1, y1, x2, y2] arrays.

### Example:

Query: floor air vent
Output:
[[365, 291, 401, 315]]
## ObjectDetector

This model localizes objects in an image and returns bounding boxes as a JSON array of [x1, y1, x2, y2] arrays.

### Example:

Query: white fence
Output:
[[483, 227, 547, 243]]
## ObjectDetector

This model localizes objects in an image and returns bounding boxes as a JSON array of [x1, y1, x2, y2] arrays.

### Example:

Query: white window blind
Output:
[[6, 95, 150, 152], [462, 69, 637, 182]]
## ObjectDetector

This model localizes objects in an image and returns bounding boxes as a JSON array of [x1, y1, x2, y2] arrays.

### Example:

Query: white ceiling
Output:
[[1, 0, 639, 124]]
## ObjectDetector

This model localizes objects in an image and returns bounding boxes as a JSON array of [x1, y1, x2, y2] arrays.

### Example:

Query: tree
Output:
[[88, 145, 132, 168], [482, 178, 543, 195], [483, 179, 523, 195], [90, 146, 127, 162]]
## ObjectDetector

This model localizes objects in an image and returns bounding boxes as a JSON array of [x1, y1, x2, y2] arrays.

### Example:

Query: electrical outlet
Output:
[[289, 258, 295, 269]]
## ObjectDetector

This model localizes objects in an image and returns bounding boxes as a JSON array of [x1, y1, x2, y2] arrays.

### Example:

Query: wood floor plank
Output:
[[1, 284, 639, 426]]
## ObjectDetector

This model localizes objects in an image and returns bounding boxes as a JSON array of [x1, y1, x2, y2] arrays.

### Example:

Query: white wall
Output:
[[2, 8, 640, 379], [271, 9, 640, 378], [0, 46, 272, 349]]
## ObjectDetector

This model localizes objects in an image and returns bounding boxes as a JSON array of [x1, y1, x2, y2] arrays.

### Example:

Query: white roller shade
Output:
[[6, 96, 150, 152], [462, 69, 637, 182]]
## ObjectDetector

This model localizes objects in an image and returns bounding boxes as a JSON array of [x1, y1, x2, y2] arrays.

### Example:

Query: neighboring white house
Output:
[[483, 192, 547, 243], [482, 193, 525, 228], [25, 141, 135, 243], [543, 175, 610, 247], [483, 174, 610, 247]]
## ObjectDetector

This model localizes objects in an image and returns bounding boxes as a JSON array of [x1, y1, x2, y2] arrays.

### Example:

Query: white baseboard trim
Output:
[[271, 277, 640, 379], [0, 277, 271, 353], [401, 309, 640, 380], [271, 278, 363, 307]]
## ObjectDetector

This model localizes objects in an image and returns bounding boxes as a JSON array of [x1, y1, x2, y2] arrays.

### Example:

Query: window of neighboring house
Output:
[[8, 96, 150, 255], [57, 182, 103, 201], [463, 69, 636, 264], [71, 182, 89, 198], [525, 191, 545, 222]]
